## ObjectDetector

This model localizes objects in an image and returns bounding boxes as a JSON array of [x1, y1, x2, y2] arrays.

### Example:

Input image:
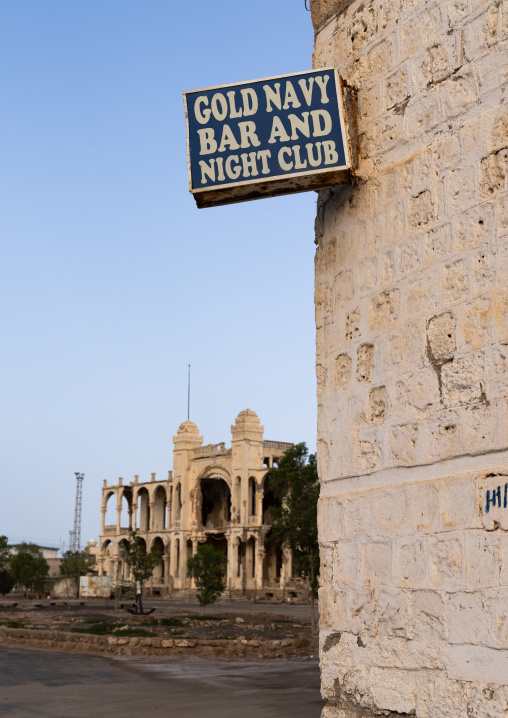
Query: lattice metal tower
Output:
[[71, 473, 84, 552]]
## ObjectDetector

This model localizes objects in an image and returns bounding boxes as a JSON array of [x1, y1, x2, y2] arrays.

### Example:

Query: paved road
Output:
[[0, 647, 324, 717]]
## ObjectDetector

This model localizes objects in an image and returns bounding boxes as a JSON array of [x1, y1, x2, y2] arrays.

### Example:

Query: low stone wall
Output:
[[0, 626, 311, 659]]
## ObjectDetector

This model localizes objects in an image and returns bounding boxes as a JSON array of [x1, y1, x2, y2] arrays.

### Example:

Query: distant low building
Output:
[[9, 544, 61, 577], [98, 410, 307, 600]]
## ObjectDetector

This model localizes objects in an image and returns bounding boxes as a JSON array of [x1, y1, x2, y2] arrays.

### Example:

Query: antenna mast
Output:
[[187, 363, 191, 420], [71, 473, 84, 552]]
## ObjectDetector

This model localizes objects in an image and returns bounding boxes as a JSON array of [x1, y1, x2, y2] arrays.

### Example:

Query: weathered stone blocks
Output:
[[356, 343, 374, 382], [334, 353, 351, 389], [312, 0, 508, 712], [441, 353, 485, 405], [422, 410, 459, 461], [427, 311, 456, 362], [367, 385, 387, 424], [480, 147, 508, 197], [442, 259, 470, 303], [369, 289, 399, 331], [389, 422, 419, 466]]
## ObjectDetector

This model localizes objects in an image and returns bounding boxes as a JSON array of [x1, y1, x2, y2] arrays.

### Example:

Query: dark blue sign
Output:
[[183, 69, 350, 202]]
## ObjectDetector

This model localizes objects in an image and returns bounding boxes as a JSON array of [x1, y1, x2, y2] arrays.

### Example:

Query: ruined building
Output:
[[98, 410, 304, 599], [311, 0, 508, 715]]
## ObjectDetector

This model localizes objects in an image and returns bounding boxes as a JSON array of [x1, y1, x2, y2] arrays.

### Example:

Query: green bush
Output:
[[71, 621, 110, 635], [71, 622, 155, 638], [186, 545, 227, 608], [10, 543, 49, 594], [159, 617, 184, 627], [113, 628, 155, 638], [0, 621, 23, 628], [0, 570, 15, 596]]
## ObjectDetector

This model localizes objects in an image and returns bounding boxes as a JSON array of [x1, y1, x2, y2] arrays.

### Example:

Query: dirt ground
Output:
[[0, 598, 319, 659]]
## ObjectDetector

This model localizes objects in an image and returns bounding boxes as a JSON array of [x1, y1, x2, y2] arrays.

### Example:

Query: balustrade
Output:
[[262, 440, 293, 450]]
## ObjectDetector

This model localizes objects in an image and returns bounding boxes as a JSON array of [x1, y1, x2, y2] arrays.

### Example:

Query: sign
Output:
[[183, 69, 352, 208]]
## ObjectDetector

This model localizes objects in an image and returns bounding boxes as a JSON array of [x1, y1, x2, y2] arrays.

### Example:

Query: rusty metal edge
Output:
[[340, 78, 355, 176], [193, 168, 351, 209], [335, 71, 351, 172], [341, 79, 360, 176], [191, 160, 351, 195]]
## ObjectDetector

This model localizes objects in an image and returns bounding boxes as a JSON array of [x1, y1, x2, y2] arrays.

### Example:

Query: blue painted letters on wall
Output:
[[485, 483, 508, 512]]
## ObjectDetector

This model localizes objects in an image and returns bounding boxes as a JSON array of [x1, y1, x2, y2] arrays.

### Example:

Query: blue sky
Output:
[[0, 1, 317, 548]]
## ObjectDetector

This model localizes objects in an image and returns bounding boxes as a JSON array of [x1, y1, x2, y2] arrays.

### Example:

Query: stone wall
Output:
[[311, 0, 508, 715], [0, 626, 309, 659]]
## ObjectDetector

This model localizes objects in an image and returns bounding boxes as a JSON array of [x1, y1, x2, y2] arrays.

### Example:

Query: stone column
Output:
[[255, 485, 263, 524], [148, 501, 155, 533], [131, 502, 138, 531], [100, 507, 107, 534], [311, 0, 508, 713], [189, 538, 199, 589], [169, 540, 177, 581], [255, 538, 264, 591], [181, 538, 189, 587], [97, 557, 105, 577], [280, 547, 290, 591], [163, 554, 170, 590], [285, 547, 292, 583], [167, 498, 172, 529], [113, 557, 121, 586], [175, 537, 182, 581], [115, 501, 121, 534], [226, 535, 235, 588]]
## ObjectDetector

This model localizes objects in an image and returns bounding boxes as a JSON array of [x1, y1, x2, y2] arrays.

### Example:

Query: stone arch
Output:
[[151, 536, 165, 584], [117, 537, 131, 581], [153, 485, 167, 530], [233, 476, 241, 522], [136, 536, 147, 554], [248, 477, 257, 517], [137, 487, 150, 532], [165, 538, 171, 575], [246, 536, 256, 580], [235, 535, 246, 584], [168, 485, 173, 526], [101, 539, 115, 577], [262, 473, 279, 525], [186, 539, 194, 586], [196, 464, 232, 486], [120, 487, 133, 530], [193, 465, 232, 529], [103, 489, 116, 509], [149, 535, 166, 552], [202, 533, 228, 590], [198, 476, 231, 529], [262, 529, 283, 586], [175, 538, 181, 578], [175, 484, 182, 521], [104, 491, 117, 527]]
